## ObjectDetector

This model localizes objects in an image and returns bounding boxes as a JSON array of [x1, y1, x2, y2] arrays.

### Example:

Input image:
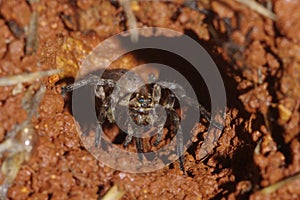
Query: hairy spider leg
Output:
[[156, 81, 223, 130], [61, 75, 116, 147], [153, 122, 164, 146], [156, 86, 185, 171], [185, 97, 223, 130], [151, 83, 166, 146], [123, 122, 144, 160], [124, 123, 133, 148], [147, 73, 157, 83], [120, 106, 144, 161], [61, 75, 115, 94], [165, 93, 185, 171], [95, 96, 112, 147], [167, 108, 185, 172], [135, 134, 144, 161]]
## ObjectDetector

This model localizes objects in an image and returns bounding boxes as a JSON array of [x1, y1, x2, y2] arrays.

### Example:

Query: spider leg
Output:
[[168, 108, 185, 172], [151, 83, 165, 146], [95, 124, 102, 148], [135, 136, 144, 160], [159, 89, 185, 171], [148, 73, 157, 83], [95, 96, 112, 147], [153, 124, 164, 146], [136, 137, 143, 153], [123, 125, 144, 161], [182, 95, 223, 130], [124, 123, 133, 148], [123, 122, 144, 160], [61, 75, 115, 94], [152, 83, 161, 104], [149, 106, 165, 146], [156, 81, 223, 130], [176, 126, 184, 172], [198, 103, 223, 130], [149, 82, 164, 146]]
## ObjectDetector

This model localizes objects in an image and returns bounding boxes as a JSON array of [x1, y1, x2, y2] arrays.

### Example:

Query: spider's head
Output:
[[127, 85, 156, 126], [129, 92, 154, 114]]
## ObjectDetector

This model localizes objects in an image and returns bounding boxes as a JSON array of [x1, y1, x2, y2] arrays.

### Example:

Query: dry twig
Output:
[[102, 185, 125, 200], [119, 0, 139, 43], [0, 85, 46, 199], [234, 0, 276, 20], [0, 69, 60, 86], [259, 172, 300, 194]]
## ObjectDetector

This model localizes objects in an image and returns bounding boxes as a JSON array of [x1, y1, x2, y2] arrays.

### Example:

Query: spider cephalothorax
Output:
[[62, 68, 222, 172], [128, 88, 156, 126]]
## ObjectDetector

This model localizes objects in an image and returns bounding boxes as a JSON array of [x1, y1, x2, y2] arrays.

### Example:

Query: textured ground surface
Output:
[[0, 0, 299, 199]]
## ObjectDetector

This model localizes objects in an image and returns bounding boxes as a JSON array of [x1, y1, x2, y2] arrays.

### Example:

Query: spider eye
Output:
[[138, 98, 145, 103], [141, 103, 147, 108], [148, 98, 152, 102]]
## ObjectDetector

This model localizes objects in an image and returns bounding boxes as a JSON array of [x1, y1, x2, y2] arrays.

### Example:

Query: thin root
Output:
[[119, 0, 139, 43], [234, 0, 276, 20], [0, 84, 46, 199], [0, 69, 60, 86], [259, 172, 300, 194], [25, 11, 39, 55], [102, 185, 125, 200]]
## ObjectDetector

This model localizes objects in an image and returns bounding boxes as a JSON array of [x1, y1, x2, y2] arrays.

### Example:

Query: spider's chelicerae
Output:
[[62, 68, 222, 171]]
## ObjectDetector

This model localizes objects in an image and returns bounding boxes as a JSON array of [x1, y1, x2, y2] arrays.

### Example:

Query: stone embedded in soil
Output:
[[275, 0, 300, 43], [0, 0, 31, 27], [239, 83, 271, 114]]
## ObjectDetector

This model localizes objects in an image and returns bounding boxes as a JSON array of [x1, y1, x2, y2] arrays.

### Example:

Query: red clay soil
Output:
[[0, 0, 299, 199]]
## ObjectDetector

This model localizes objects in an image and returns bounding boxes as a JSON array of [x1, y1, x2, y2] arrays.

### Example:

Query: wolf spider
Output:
[[62, 68, 222, 171]]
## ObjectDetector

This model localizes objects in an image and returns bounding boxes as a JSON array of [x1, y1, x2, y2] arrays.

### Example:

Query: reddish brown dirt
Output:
[[0, 0, 300, 199]]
